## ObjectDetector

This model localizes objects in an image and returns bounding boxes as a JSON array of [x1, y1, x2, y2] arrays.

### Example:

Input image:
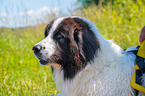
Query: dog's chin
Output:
[[39, 59, 50, 66], [39, 60, 61, 68]]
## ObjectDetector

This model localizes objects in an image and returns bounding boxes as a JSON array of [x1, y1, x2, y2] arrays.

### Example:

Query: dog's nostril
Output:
[[32, 45, 42, 52]]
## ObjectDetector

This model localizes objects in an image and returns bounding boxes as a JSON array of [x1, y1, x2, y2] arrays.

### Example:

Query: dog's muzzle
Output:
[[32, 45, 49, 65]]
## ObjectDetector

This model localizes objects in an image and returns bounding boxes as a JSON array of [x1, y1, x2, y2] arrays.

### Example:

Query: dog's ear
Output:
[[73, 18, 100, 62], [72, 24, 86, 64]]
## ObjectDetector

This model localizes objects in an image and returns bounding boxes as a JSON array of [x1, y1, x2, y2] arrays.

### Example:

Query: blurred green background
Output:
[[0, 0, 145, 95]]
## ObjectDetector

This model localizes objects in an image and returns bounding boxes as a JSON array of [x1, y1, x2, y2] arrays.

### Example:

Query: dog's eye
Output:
[[56, 34, 64, 40]]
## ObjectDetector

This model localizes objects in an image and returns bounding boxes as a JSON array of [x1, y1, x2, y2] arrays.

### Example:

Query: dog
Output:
[[32, 16, 145, 96]]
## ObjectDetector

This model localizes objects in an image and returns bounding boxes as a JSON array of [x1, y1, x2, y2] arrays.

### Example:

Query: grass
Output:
[[0, 25, 60, 96], [0, 0, 145, 95], [81, 0, 145, 49]]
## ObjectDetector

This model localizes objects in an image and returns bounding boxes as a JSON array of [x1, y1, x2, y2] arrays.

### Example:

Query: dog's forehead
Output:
[[45, 17, 82, 38], [46, 17, 68, 38]]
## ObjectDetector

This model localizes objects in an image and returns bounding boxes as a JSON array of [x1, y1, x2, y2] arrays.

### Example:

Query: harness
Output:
[[125, 41, 145, 94]]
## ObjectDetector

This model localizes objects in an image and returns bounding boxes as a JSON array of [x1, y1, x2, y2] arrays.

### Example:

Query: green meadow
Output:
[[0, 0, 145, 95], [0, 25, 60, 95]]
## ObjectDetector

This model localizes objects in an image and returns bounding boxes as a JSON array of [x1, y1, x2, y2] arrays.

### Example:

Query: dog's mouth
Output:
[[34, 53, 60, 66], [39, 59, 49, 65], [35, 55, 50, 66], [37, 56, 52, 66]]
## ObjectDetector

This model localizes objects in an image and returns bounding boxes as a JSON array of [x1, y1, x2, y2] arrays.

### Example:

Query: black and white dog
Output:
[[33, 16, 145, 96]]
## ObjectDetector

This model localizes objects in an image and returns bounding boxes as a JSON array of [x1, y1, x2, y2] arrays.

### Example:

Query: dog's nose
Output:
[[32, 45, 42, 53]]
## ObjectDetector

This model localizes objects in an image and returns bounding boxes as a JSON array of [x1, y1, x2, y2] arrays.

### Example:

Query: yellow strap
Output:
[[131, 65, 145, 93], [137, 40, 145, 58]]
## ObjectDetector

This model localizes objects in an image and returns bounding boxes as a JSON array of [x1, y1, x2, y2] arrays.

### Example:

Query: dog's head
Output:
[[32, 16, 100, 79]]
